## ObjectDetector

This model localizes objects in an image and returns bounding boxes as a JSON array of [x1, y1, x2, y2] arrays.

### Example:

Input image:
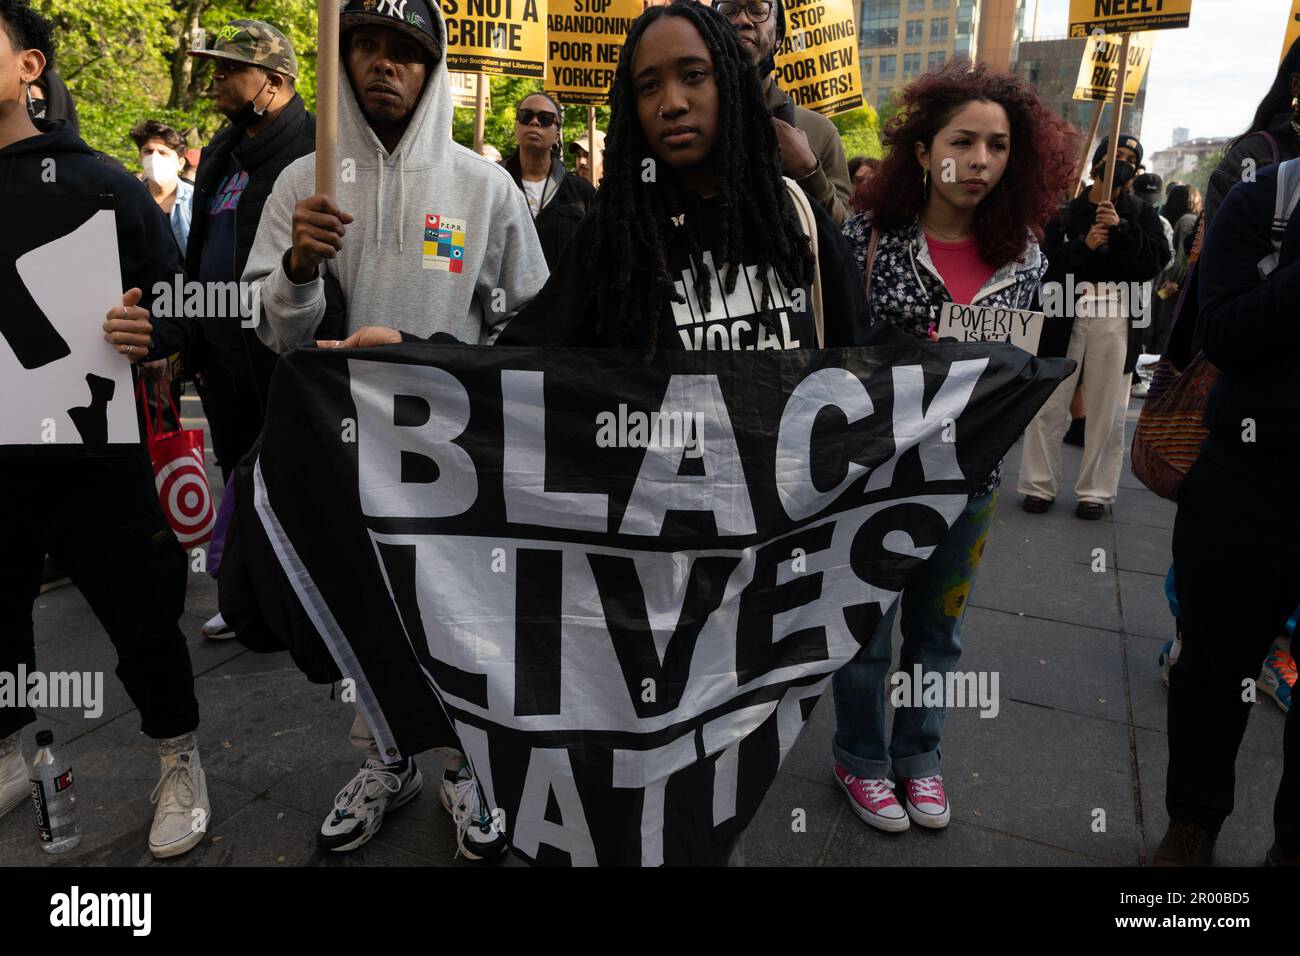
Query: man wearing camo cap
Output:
[[179, 20, 318, 644]]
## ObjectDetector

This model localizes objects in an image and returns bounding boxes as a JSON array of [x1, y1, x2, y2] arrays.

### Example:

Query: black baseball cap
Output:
[[340, 0, 443, 61], [1093, 134, 1144, 168], [1132, 173, 1163, 204]]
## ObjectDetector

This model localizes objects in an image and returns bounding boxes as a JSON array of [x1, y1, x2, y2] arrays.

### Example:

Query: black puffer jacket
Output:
[[502, 151, 596, 269]]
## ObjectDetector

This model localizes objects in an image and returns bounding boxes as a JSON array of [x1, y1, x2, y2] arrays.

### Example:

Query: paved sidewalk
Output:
[[0, 398, 1287, 866]]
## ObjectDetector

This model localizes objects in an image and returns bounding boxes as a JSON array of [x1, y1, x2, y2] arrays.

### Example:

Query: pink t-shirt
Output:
[[925, 234, 998, 306]]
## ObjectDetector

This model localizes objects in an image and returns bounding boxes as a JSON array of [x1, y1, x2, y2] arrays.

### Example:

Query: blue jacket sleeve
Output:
[[1197, 172, 1300, 372]]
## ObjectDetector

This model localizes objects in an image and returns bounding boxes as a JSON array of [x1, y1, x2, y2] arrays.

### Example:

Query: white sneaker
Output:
[[149, 742, 210, 859], [0, 739, 26, 820], [318, 755, 422, 853], [200, 612, 236, 640], [439, 753, 508, 862]]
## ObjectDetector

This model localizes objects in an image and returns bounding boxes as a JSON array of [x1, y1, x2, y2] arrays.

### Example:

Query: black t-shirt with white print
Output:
[[497, 191, 866, 349]]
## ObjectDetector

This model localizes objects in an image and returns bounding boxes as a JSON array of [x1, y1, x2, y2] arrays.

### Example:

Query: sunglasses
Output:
[[516, 109, 559, 128]]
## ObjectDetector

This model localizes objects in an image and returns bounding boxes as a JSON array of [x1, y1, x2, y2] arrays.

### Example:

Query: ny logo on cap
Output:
[[372, 0, 408, 18]]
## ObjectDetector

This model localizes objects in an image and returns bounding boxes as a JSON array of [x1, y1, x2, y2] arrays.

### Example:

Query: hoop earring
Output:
[[922, 167, 929, 197]]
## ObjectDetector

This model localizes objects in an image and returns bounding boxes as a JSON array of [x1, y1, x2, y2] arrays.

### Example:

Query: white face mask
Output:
[[142, 152, 180, 188]]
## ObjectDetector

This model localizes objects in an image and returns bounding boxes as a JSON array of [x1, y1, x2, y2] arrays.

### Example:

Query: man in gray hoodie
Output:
[[242, 0, 548, 861]]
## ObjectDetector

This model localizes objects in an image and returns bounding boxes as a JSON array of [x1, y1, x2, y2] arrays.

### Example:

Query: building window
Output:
[[903, 52, 921, 77], [861, 56, 872, 80], [930, 18, 948, 44], [877, 88, 894, 110], [928, 51, 945, 71], [878, 54, 897, 80], [933, 0, 950, 8], [907, 0, 925, 10], [861, 0, 900, 47], [905, 19, 923, 44]]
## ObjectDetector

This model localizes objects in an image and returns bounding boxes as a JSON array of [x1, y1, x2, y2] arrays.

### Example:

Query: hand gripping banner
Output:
[[225, 341, 1072, 865]]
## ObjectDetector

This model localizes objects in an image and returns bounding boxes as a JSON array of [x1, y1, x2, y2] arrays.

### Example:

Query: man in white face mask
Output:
[[130, 120, 193, 256]]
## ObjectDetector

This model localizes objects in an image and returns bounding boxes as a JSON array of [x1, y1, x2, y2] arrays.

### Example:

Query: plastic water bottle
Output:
[[30, 729, 80, 853]]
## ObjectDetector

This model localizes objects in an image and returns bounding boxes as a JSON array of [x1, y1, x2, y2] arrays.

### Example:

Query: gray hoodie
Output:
[[244, 3, 548, 351]]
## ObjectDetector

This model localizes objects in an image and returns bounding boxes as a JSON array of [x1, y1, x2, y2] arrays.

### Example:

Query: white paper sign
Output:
[[0, 208, 138, 449], [937, 302, 1045, 354]]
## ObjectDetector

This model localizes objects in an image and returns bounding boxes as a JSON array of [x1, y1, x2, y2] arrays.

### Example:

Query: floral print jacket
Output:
[[841, 212, 1050, 496]]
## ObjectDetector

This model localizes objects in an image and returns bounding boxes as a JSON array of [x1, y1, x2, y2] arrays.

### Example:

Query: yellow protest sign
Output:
[[1073, 30, 1152, 105], [449, 72, 489, 109], [1068, 0, 1192, 38], [546, 0, 642, 107], [441, 0, 548, 78], [1282, 0, 1300, 62], [773, 0, 862, 117]]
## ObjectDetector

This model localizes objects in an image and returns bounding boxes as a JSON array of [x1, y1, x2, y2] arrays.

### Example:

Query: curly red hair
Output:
[[858, 59, 1080, 269]]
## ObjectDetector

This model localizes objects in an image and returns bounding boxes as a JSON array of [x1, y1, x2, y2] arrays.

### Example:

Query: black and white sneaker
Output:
[[439, 755, 508, 862], [318, 756, 422, 853]]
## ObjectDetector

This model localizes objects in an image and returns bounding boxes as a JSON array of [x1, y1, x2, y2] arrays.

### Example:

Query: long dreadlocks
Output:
[[587, 0, 815, 356]]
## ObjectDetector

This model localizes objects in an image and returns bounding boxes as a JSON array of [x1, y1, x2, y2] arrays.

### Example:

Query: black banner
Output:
[[232, 341, 1072, 865]]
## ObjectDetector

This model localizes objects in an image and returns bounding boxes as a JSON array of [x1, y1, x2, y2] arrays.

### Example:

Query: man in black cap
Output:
[[1132, 171, 1174, 359], [715, 0, 852, 224], [1018, 133, 1170, 519], [238, 0, 545, 863]]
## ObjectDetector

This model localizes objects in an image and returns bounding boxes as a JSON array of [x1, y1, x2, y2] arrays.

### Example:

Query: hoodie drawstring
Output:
[[375, 147, 386, 253], [397, 151, 406, 253]]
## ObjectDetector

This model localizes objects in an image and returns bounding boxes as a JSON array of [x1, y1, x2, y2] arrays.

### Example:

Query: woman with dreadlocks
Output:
[[493, 0, 865, 352], [330, 0, 864, 352], [830, 60, 1078, 835]]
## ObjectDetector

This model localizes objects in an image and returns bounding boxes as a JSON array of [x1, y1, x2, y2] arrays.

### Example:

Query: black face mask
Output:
[[1097, 159, 1137, 190], [228, 76, 272, 129]]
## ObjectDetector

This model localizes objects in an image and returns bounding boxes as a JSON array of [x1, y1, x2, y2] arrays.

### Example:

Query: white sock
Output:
[[156, 732, 198, 757]]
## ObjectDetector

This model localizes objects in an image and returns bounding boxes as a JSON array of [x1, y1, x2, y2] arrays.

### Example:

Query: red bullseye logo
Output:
[[154, 449, 215, 545]]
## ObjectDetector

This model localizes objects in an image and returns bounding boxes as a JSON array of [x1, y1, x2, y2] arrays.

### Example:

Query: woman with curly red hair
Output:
[[831, 60, 1079, 834]]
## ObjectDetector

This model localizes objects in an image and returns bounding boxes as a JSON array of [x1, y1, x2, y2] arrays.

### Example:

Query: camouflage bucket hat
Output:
[[188, 20, 299, 80]]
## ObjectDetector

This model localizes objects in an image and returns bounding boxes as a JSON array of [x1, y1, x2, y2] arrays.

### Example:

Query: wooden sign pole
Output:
[[473, 74, 488, 154], [315, 0, 339, 199], [1073, 100, 1105, 199], [587, 106, 600, 185], [1100, 31, 1132, 199]]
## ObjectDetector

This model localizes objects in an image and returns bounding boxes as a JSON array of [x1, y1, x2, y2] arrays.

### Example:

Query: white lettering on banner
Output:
[[350, 360, 479, 518], [365, 492, 967, 734], [502, 370, 609, 531], [864, 359, 987, 493], [512, 746, 599, 865], [619, 374, 757, 536], [776, 367, 874, 520]]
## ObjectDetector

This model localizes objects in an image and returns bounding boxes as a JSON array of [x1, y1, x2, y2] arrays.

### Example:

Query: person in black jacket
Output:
[[1151, 160, 1300, 868], [503, 92, 595, 269], [185, 20, 314, 482], [0, 0, 208, 859], [1017, 134, 1170, 520], [495, 1, 864, 352]]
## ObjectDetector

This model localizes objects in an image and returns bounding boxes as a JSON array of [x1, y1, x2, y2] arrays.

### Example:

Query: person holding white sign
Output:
[[835, 60, 1078, 834], [0, 0, 210, 860]]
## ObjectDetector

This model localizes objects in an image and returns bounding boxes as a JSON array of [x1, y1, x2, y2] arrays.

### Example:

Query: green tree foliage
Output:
[[1181, 148, 1223, 205], [829, 102, 881, 162], [36, 0, 318, 169]]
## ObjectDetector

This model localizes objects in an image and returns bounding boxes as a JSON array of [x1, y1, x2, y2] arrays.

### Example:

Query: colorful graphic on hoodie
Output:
[[423, 214, 466, 273]]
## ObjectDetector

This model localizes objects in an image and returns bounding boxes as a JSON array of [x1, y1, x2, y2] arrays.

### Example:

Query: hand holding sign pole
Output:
[[316, 0, 339, 200]]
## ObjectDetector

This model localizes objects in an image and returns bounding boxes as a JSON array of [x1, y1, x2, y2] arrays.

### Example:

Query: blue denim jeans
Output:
[[831, 492, 998, 780]]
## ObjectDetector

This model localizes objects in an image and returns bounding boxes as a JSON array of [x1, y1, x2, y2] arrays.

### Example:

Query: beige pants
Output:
[[1018, 311, 1132, 505]]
